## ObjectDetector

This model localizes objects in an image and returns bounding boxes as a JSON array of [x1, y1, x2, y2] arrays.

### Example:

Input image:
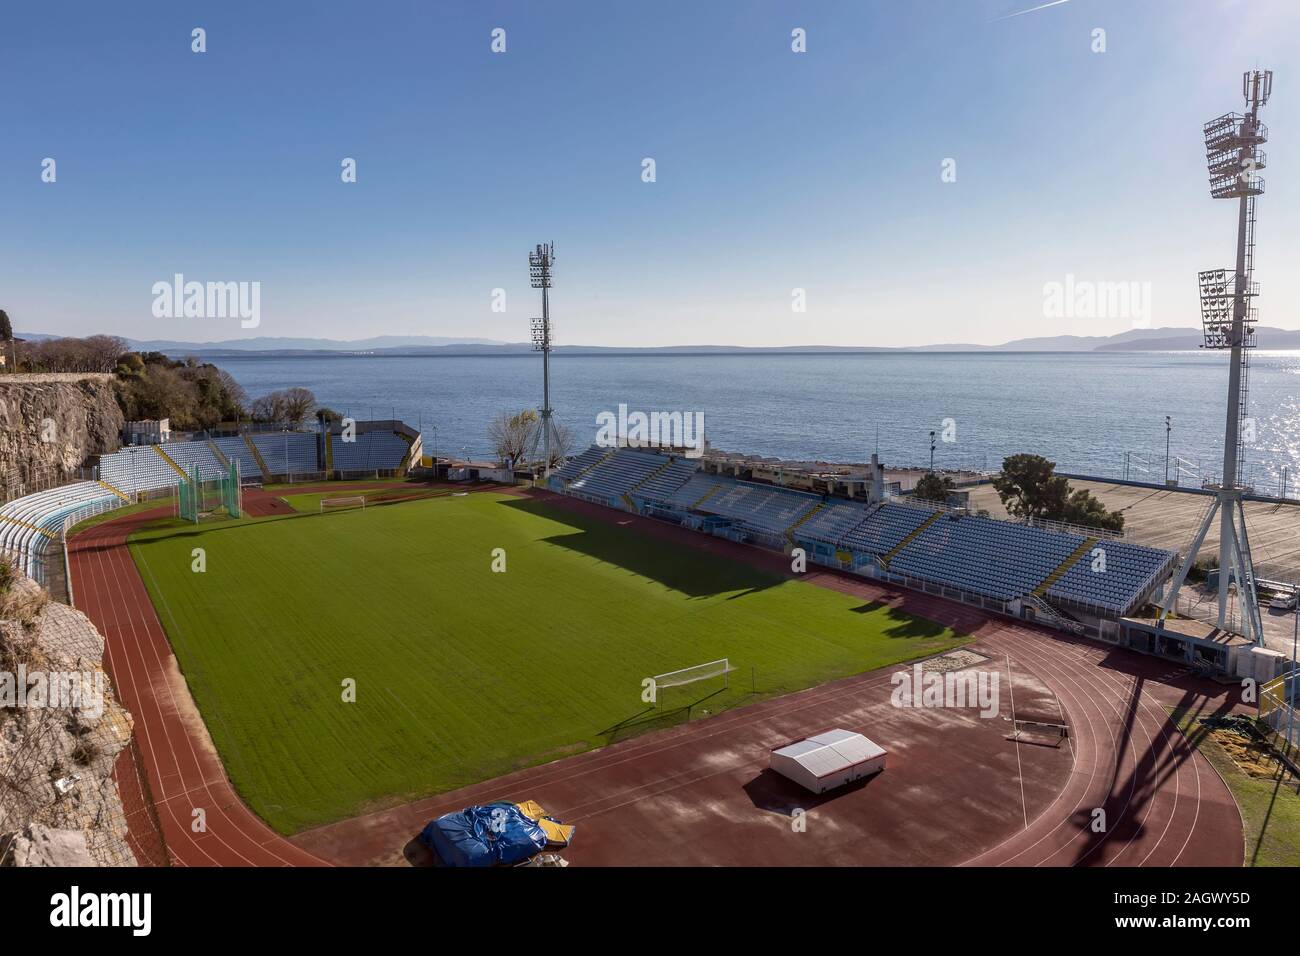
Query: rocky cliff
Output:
[[0, 375, 123, 495], [0, 564, 137, 866]]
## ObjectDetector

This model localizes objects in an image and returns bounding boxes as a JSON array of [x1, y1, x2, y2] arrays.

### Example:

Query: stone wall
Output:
[[0, 567, 137, 866], [0, 378, 124, 497]]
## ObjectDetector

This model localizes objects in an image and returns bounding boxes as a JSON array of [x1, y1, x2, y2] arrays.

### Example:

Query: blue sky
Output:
[[2, 0, 1297, 347]]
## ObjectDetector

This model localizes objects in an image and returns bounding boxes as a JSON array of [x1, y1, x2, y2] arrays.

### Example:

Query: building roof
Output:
[[772, 729, 885, 779]]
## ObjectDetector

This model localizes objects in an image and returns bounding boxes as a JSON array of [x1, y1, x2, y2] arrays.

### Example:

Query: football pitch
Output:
[[128, 490, 969, 834]]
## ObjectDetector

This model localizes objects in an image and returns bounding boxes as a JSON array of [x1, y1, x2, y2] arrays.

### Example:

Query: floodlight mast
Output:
[[529, 243, 557, 475], [1161, 70, 1273, 645]]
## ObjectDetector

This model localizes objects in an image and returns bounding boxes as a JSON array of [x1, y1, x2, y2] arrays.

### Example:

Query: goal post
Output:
[[644, 657, 734, 708], [320, 495, 366, 513]]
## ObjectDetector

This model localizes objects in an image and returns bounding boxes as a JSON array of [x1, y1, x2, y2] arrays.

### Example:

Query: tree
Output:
[[992, 453, 1124, 532], [0, 309, 12, 371], [251, 392, 289, 425], [913, 472, 955, 503], [991, 454, 1070, 520], [547, 421, 573, 469], [280, 387, 316, 428], [115, 353, 248, 430], [116, 352, 146, 377], [1061, 487, 1125, 533], [487, 409, 538, 465]]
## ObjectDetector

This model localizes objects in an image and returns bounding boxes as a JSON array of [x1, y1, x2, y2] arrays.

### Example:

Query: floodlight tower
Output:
[[529, 242, 558, 475], [1161, 70, 1273, 645]]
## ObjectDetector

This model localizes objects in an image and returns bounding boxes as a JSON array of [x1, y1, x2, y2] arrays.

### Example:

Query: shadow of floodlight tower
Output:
[[528, 242, 560, 476], [1161, 69, 1273, 647]]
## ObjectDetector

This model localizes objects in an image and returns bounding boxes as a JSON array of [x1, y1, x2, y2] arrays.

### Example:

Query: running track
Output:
[[70, 488, 1244, 866], [68, 496, 345, 866]]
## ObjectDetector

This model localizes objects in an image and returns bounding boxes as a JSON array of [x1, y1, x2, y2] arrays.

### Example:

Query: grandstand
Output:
[[332, 431, 410, 474], [547, 444, 1181, 635], [0, 481, 123, 586], [888, 513, 1086, 602], [212, 436, 263, 479], [1046, 538, 1179, 616], [566, 449, 665, 503], [838, 502, 935, 559], [549, 445, 611, 484], [250, 432, 320, 477], [795, 501, 884, 548], [98, 444, 189, 496], [162, 440, 226, 477], [93, 422, 417, 495]]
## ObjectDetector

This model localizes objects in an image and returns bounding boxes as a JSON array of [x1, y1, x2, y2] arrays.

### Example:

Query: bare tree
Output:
[[281, 387, 316, 428], [547, 421, 573, 469], [251, 392, 289, 424], [487, 409, 538, 466]]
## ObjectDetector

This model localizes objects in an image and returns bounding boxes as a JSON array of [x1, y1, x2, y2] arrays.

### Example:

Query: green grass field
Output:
[[1172, 709, 1300, 866], [129, 491, 968, 834]]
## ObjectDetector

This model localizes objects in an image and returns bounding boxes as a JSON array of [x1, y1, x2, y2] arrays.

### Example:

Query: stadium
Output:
[[2, 14, 1297, 913], [5, 92, 1297, 865], [0, 407, 1273, 868]]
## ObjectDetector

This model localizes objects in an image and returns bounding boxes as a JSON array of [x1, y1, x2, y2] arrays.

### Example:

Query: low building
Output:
[[122, 419, 171, 445], [770, 729, 887, 794]]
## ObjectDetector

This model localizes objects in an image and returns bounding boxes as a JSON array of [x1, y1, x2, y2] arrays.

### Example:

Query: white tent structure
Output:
[[769, 729, 887, 794]]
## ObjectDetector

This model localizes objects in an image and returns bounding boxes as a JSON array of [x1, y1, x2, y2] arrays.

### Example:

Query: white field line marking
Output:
[[1006, 653, 1029, 829]]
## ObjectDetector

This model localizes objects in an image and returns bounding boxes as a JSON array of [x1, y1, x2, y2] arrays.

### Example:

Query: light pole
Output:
[[929, 431, 936, 473], [529, 242, 556, 476], [1290, 594, 1298, 753], [1170, 413, 1180, 481]]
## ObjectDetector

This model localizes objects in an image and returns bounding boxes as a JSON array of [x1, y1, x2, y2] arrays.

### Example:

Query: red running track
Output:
[[69, 509, 326, 866], [68, 489, 1245, 867], [961, 623, 1243, 866]]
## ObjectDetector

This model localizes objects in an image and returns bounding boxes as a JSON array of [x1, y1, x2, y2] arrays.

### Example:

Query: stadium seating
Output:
[[651, 473, 724, 510], [568, 448, 665, 501], [0, 482, 122, 584], [99, 438, 244, 494], [630, 457, 699, 502], [162, 440, 226, 478], [840, 503, 935, 557], [691, 478, 820, 537], [793, 501, 880, 547], [889, 513, 1086, 601], [553, 445, 610, 483], [549, 449, 1180, 622], [1046, 539, 1178, 615], [212, 436, 264, 480], [251, 433, 319, 476], [332, 431, 410, 472], [98, 445, 184, 495]]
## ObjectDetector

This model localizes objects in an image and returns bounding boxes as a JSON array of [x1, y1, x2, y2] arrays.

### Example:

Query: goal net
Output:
[[320, 495, 366, 512], [645, 657, 734, 706]]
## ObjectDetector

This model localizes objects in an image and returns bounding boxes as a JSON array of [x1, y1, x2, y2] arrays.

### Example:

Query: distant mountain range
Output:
[[16, 326, 1300, 356]]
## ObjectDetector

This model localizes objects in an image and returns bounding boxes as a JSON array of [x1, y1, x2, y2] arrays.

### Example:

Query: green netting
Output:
[[178, 462, 241, 522], [225, 460, 242, 518], [178, 467, 200, 523]]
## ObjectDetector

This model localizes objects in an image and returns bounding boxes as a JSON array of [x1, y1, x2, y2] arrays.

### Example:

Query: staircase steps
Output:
[[1034, 537, 1097, 596], [152, 444, 188, 479], [243, 434, 271, 478], [784, 502, 825, 546], [97, 480, 131, 502], [880, 510, 943, 569]]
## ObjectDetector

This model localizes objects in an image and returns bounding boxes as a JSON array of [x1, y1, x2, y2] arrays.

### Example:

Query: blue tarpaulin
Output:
[[419, 802, 549, 867]]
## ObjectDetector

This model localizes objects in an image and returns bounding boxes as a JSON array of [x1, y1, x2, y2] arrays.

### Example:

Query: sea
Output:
[[214, 350, 1300, 492]]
